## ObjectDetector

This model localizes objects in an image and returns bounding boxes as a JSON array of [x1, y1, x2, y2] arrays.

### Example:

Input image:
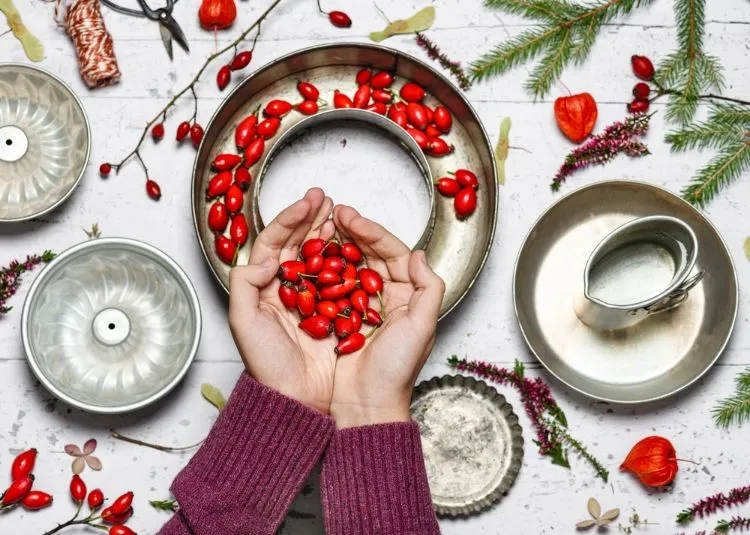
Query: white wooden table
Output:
[[2, 1, 749, 533]]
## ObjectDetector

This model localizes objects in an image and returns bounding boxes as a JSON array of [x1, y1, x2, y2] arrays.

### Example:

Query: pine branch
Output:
[[713, 390, 750, 428], [655, 0, 725, 125], [681, 141, 750, 207], [471, 0, 653, 97], [736, 368, 750, 392], [665, 123, 744, 152]]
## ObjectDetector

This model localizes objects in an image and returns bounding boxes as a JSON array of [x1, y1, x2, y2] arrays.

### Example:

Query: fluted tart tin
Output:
[[411, 374, 524, 516], [22, 238, 202, 414], [0, 64, 90, 222], [192, 43, 498, 320], [514, 180, 737, 403]]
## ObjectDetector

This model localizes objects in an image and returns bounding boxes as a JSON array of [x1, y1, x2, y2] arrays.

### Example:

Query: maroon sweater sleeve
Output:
[[320, 422, 441, 535], [158, 372, 335, 535]]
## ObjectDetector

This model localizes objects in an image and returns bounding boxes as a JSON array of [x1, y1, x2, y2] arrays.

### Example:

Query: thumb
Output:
[[229, 257, 278, 322], [407, 250, 445, 323]]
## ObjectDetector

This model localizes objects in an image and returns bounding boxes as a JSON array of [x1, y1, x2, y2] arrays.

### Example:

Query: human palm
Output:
[[229, 188, 338, 413]]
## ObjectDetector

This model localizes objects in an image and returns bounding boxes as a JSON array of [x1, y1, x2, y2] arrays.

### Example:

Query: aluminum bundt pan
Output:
[[21, 238, 202, 414]]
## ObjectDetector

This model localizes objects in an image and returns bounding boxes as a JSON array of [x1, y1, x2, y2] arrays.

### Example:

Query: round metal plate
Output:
[[192, 43, 498, 319], [514, 181, 738, 403], [411, 375, 524, 516], [21, 238, 202, 414], [0, 63, 90, 222]]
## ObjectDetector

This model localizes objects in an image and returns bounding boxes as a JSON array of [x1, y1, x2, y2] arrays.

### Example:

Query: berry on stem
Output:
[[146, 179, 162, 201], [230, 51, 252, 71], [217, 65, 232, 90], [2, 475, 34, 505], [436, 177, 461, 197], [628, 99, 650, 113], [110, 491, 134, 516], [151, 123, 165, 141], [99, 163, 112, 177], [88, 488, 104, 509], [176, 121, 191, 142], [632, 82, 650, 99], [21, 490, 53, 510], [69, 475, 86, 503], [11, 449, 37, 480], [297, 100, 319, 115], [631, 55, 655, 80], [327, 11, 351, 28], [335, 332, 365, 355], [453, 169, 479, 189], [297, 81, 320, 101], [190, 124, 204, 148]]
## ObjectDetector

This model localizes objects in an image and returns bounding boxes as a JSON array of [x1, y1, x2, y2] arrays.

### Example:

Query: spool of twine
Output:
[[55, 0, 121, 88]]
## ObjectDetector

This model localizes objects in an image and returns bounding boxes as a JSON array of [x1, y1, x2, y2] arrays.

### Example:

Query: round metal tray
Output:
[[514, 180, 738, 403], [192, 43, 498, 319], [411, 374, 524, 516], [0, 63, 90, 222], [21, 238, 202, 414]]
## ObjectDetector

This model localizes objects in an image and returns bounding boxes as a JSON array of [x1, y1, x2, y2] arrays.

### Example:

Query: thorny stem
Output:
[[110, 429, 204, 452], [372, 2, 391, 23], [189, 87, 198, 122], [110, 0, 285, 176], [315, 0, 327, 16], [41, 502, 85, 535]]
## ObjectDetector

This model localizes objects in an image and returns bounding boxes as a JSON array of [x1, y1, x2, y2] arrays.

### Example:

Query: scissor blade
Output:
[[163, 15, 189, 54], [159, 24, 174, 60]]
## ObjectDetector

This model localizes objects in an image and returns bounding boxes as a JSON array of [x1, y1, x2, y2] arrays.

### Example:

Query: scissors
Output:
[[100, 0, 189, 60]]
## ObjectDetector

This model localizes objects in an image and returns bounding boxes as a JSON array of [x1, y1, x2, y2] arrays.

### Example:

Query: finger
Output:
[[248, 197, 312, 265], [280, 188, 327, 260], [407, 250, 445, 321], [228, 258, 279, 328], [285, 195, 334, 262], [333, 205, 411, 282]]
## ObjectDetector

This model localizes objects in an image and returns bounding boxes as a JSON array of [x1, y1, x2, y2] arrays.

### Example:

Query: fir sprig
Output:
[[666, 104, 750, 206], [448, 356, 608, 482], [676, 485, 750, 524], [716, 517, 750, 533], [150, 498, 179, 512], [654, 0, 725, 125], [470, 0, 654, 98], [712, 386, 750, 429]]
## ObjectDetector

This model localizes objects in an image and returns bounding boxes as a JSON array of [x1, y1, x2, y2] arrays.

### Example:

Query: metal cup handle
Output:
[[643, 270, 706, 316]]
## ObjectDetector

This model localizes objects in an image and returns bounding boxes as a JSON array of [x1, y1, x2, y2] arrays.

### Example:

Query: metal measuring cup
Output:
[[574, 215, 705, 330]]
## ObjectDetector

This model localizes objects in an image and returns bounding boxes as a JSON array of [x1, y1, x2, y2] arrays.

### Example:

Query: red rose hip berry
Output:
[[335, 332, 365, 355], [631, 55, 655, 80]]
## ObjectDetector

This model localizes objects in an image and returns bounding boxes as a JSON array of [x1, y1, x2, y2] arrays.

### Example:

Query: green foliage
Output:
[[713, 367, 750, 427], [654, 0, 725, 125], [470, 0, 654, 98], [150, 498, 179, 512], [665, 104, 750, 206]]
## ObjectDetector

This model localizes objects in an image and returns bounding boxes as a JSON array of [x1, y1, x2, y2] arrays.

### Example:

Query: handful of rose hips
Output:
[[278, 238, 384, 355], [435, 168, 479, 219]]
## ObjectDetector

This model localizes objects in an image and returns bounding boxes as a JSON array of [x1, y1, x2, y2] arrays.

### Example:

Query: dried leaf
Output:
[[201, 383, 226, 411], [587, 497, 601, 519], [83, 438, 97, 454], [0, 0, 45, 62], [85, 455, 103, 471], [575, 519, 597, 529], [65, 444, 83, 457], [744, 237, 750, 261], [600, 508, 620, 522], [71, 456, 85, 475], [494, 117, 511, 185], [369, 6, 435, 42]]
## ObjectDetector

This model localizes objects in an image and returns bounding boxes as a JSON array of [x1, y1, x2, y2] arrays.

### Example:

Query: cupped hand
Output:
[[228, 188, 338, 413], [329, 205, 446, 428]]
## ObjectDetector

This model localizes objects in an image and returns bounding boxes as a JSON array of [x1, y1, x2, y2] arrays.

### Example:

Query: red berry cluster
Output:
[[217, 50, 253, 91], [279, 238, 384, 355], [1, 449, 52, 511], [627, 55, 655, 113], [70, 474, 137, 535], [435, 169, 479, 219], [337, 69, 454, 158], [206, 82, 328, 266]]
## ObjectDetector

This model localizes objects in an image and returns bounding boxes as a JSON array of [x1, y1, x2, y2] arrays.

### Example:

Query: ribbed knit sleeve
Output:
[[159, 372, 335, 535], [321, 422, 440, 535]]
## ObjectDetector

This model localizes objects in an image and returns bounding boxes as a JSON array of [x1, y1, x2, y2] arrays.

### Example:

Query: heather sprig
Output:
[[0, 250, 56, 315], [415, 32, 472, 91], [716, 517, 750, 533], [447, 356, 608, 482], [676, 485, 750, 524], [551, 112, 652, 191]]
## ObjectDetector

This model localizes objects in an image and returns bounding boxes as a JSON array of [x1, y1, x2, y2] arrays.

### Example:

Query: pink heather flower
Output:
[[551, 112, 652, 191], [677, 485, 750, 524]]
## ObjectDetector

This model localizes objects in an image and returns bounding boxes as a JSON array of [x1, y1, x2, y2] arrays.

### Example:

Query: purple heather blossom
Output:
[[677, 486, 750, 524], [415, 32, 472, 91], [0, 251, 55, 316], [551, 112, 652, 191]]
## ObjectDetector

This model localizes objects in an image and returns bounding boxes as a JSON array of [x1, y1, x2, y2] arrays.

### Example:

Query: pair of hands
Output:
[[228, 188, 445, 428]]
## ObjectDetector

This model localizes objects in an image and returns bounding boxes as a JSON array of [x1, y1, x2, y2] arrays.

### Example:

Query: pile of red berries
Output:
[[627, 55, 656, 113], [435, 168, 479, 219], [1, 448, 52, 511], [335, 69, 454, 158], [206, 81, 327, 266], [278, 238, 384, 355]]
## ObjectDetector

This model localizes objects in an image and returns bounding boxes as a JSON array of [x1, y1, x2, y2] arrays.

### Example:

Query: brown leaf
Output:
[[86, 455, 103, 471], [587, 497, 601, 519], [201, 383, 226, 411], [600, 508, 620, 521], [72, 456, 85, 474], [576, 519, 597, 529], [65, 444, 83, 457], [83, 438, 97, 454]]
